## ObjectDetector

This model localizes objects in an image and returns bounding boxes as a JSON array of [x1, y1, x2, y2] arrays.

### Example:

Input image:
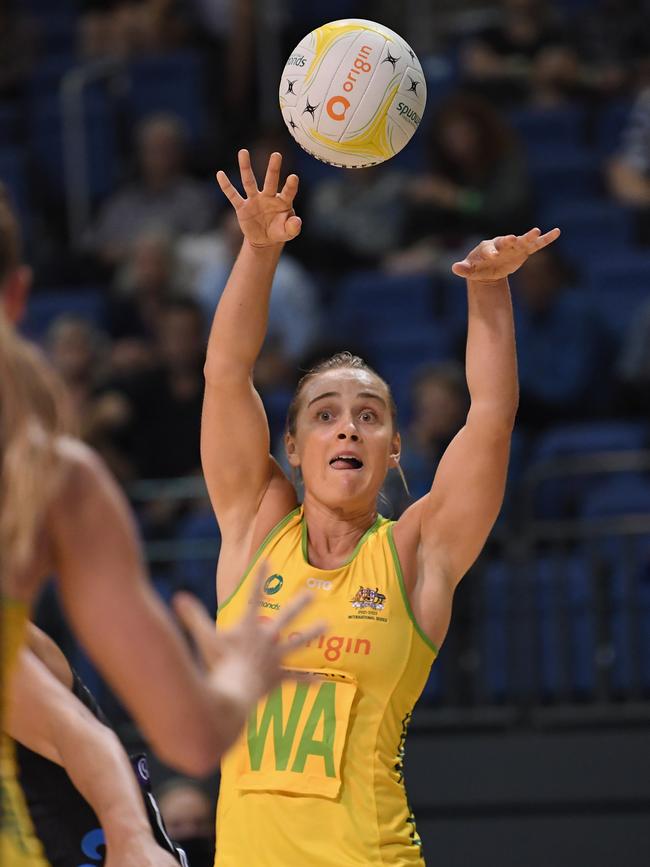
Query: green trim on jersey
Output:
[[301, 512, 386, 570], [218, 508, 301, 612], [387, 524, 439, 656]]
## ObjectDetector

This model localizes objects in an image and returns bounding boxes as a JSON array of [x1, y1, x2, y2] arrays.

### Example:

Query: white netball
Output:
[[279, 19, 426, 169]]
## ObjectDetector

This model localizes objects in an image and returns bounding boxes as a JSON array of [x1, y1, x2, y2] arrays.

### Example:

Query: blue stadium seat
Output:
[[175, 506, 220, 616], [127, 53, 205, 143], [482, 559, 511, 702], [482, 555, 597, 701], [509, 105, 585, 156], [589, 286, 650, 342], [528, 421, 648, 519], [541, 200, 632, 259], [336, 272, 435, 324], [20, 289, 107, 341], [368, 328, 454, 416], [529, 151, 602, 208], [534, 555, 596, 700], [580, 479, 650, 695], [581, 475, 650, 520], [596, 99, 635, 156], [532, 421, 647, 464], [28, 86, 118, 202], [585, 251, 650, 295]]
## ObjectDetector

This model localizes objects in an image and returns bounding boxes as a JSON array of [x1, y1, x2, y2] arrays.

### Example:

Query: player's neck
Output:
[[302, 495, 376, 567]]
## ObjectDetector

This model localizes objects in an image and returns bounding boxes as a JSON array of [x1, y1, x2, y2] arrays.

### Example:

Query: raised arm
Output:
[[202, 150, 301, 541], [397, 229, 560, 639], [49, 441, 320, 775], [5, 642, 179, 867]]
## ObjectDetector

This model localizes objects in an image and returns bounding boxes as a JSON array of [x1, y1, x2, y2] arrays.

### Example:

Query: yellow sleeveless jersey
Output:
[[1, 597, 50, 866], [215, 507, 437, 867]]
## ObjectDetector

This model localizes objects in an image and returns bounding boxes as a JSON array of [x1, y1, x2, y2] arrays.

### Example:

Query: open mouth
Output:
[[329, 455, 364, 470]]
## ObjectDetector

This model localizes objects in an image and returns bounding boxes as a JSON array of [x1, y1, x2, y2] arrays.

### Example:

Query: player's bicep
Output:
[[201, 371, 278, 528], [420, 421, 511, 584]]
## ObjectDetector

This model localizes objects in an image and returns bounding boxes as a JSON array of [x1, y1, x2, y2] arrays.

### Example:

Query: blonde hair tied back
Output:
[[0, 309, 69, 576]]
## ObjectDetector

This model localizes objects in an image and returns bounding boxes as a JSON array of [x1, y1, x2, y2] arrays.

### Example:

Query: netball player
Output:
[[6, 627, 183, 867], [203, 149, 560, 865], [0, 190, 321, 863]]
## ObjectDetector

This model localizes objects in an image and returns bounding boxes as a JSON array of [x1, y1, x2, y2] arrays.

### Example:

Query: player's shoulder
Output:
[[53, 436, 117, 504]]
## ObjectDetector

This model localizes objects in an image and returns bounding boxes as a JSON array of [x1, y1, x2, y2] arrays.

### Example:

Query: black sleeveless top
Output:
[[15, 671, 188, 867]]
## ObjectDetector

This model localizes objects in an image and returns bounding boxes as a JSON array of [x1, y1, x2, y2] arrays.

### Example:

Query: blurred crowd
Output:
[[3, 0, 650, 725]]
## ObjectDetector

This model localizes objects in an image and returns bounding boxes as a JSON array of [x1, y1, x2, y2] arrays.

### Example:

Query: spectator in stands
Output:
[[47, 315, 136, 483], [193, 209, 320, 363], [460, 0, 569, 103], [79, 0, 191, 60], [107, 228, 185, 375], [85, 113, 215, 267], [157, 778, 214, 867], [384, 362, 469, 517], [47, 315, 107, 421], [396, 93, 531, 267], [109, 295, 205, 480], [512, 247, 611, 427], [304, 165, 407, 273], [607, 85, 650, 245]]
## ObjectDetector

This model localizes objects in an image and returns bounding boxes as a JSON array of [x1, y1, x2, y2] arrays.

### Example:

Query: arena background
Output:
[[3, 1, 650, 865]]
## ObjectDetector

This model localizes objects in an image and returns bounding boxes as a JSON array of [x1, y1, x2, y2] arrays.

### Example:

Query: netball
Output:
[[279, 19, 427, 168]]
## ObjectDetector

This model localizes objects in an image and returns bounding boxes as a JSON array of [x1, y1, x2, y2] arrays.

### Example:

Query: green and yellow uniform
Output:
[[215, 507, 437, 866], [1, 597, 50, 866]]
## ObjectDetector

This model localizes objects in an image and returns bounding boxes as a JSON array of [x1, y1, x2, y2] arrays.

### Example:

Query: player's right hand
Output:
[[216, 150, 302, 247], [174, 562, 325, 713]]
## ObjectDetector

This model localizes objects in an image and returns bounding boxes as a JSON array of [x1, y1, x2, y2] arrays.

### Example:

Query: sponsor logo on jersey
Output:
[[348, 585, 388, 623], [306, 577, 332, 591], [258, 600, 280, 611], [288, 630, 372, 662], [264, 574, 284, 595]]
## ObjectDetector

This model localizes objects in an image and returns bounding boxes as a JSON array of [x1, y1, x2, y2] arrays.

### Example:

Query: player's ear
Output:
[[285, 432, 300, 467]]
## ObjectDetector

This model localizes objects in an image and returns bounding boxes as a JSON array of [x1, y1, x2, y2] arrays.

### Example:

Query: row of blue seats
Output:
[[0, 52, 205, 204], [421, 544, 650, 704]]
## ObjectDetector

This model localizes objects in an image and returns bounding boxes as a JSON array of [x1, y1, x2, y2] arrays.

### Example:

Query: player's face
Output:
[[286, 369, 400, 512]]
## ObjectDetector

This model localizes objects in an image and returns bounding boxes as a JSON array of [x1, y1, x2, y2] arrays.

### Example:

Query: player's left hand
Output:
[[451, 227, 561, 282]]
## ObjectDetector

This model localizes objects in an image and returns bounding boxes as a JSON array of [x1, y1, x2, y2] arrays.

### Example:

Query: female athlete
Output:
[[203, 149, 560, 866], [0, 189, 320, 865]]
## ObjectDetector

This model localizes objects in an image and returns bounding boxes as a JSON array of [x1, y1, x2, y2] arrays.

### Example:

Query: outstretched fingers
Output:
[[278, 621, 327, 656], [216, 170, 244, 209], [238, 148, 259, 197], [279, 172, 300, 206], [493, 234, 518, 252], [262, 151, 283, 195], [530, 226, 561, 250]]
